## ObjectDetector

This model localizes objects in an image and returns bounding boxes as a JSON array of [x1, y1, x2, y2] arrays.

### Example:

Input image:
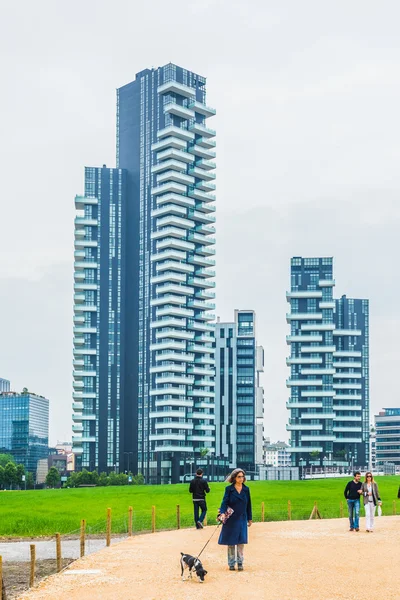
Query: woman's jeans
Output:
[[347, 498, 360, 529], [228, 544, 244, 566]]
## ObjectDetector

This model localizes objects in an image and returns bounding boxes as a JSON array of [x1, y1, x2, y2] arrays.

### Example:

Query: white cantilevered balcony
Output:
[[189, 101, 216, 118], [157, 125, 194, 142], [75, 216, 98, 227], [151, 249, 187, 263], [155, 283, 194, 296], [151, 159, 188, 175], [188, 254, 216, 267], [75, 195, 98, 209], [150, 317, 186, 329], [188, 188, 215, 202], [151, 137, 187, 152], [286, 291, 323, 299], [156, 193, 195, 209], [286, 335, 323, 343], [156, 214, 194, 229], [151, 271, 187, 285], [155, 375, 194, 386], [188, 232, 215, 246], [158, 80, 196, 98], [286, 379, 324, 387], [286, 313, 323, 322], [164, 101, 195, 120], [196, 137, 216, 149], [151, 226, 187, 241], [156, 237, 194, 253], [156, 170, 195, 187], [151, 181, 187, 196], [149, 340, 186, 352], [157, 147, 194, 164], [154, 351, 194, 363], [188, 210, 216, 225], [155, 329, 194, 341], [318, 279, 335, 287], [196, 245, 216, 256], [150, 364, 186, 375], [188, 277, 215, 289], [151, 294, 187, 307], [189, 123, 216, 138], [156, 260, 193, 274], [151, 204, 187, 219], [189, 145, 216, 160], [189, 167, 216, 181], [156, 306, 194, 318], [194, 180, 216, 192], [300, 346, 336, 353]]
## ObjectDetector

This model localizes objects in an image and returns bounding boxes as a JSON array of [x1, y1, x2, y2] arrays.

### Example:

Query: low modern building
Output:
[[375, 408, 400, 467], [0, 378, 10, 393], [0, 390, 49, 473], [215, 310, 264, 473], [263, 439, 291, 467]]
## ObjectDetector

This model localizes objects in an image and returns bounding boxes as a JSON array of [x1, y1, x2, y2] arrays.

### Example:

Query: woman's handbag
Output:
[[217, 506, 234, 523]]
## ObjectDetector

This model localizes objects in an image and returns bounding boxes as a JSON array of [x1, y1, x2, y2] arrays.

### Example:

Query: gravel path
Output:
[[17, 516, 400, 600]]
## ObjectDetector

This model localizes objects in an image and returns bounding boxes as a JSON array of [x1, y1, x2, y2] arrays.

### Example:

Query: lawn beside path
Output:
[[0, 477, 399, 537]]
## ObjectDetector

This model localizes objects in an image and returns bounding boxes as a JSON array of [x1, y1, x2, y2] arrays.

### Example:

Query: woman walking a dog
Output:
[[218, 468, 252, 571]]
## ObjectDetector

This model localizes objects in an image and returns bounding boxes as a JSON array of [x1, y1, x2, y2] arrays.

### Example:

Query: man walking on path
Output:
[[344, 471, 363, 531], [189, 468, 210, 529]]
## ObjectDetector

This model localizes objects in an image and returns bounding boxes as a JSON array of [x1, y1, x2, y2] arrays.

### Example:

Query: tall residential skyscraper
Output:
[[286, 257, 369, 470], [73, 64, 216, 483], [72, 167, 128, 473], [215, 311, 264, 472]]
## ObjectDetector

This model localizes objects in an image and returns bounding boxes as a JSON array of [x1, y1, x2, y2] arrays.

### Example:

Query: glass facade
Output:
[[215, 310, 264, 472], [286, 257, 369, 469], [72, 167, 127, 472], [0, 378, 10, 393], [0, 392, 49, 473], [375, 408, 400, 466], [73, 63, 216, 483]]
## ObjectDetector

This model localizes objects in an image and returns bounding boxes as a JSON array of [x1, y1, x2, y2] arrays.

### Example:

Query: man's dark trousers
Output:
[[194, 500, 207, 527]]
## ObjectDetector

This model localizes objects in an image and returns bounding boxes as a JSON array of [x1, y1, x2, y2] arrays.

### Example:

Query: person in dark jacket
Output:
[[189, 468, 210, 529], [398, 485, 400, 499], [218, 468, 252, 571], [344, 471, 363, 531]]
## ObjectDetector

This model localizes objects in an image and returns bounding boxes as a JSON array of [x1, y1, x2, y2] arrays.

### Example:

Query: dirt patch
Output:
[[16, 516, 400, 600], [1, 559, 73, 599]]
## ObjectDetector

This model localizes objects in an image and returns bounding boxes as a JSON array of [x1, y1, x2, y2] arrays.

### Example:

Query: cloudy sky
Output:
[[1, 1, 399, 445]]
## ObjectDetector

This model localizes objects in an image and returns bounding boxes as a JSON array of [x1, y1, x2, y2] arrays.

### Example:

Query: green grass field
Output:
[[0, 477, 399, 538]]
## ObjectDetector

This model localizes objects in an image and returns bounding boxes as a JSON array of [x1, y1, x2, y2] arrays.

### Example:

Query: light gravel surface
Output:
[[17, 516, 400, 600], [0, 538, 124, 561]]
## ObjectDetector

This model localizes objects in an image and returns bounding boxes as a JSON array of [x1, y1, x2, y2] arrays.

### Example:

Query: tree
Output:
[[0, 453, 15, 468], [22, 387, 29, 394], [4, 462, 18, 489], [46, 466, 61, 488], [309, 451, 320, 462], [199, 447, 210, 458], [26, 472, 35, 489], [0, 465, 4, 488], [16, 464, 25, 488]]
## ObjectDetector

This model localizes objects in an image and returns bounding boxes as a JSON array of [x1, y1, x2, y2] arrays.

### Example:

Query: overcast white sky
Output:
[[0, 1, 399, 445]]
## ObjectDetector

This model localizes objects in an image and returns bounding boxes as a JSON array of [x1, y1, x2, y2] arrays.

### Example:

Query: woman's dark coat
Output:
[[218, 483, 252, 546]]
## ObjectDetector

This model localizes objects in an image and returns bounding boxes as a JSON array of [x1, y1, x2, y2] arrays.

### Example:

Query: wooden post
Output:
[[106, 508, 111, 547], [128, 506, 133, 537], [56, 533, 62, 573], [340, 502, 344, 518], [393, 500, 396, 516], [261, 501, 265, 522], [176, 504, 181, 530], [152, 506, 156, 533], [0, 555, 3, 600], [80, 520, 86, 558], [204, 516, 207, 527], [288, 500, 292, 520], [29, 544, 36, 587], [309, 501, 321, 520]]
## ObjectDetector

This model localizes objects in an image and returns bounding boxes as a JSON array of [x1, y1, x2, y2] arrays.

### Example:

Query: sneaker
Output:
[[197, 521, 204, 529], [229, 566, 235, 571], [238, 565, 244, 571]]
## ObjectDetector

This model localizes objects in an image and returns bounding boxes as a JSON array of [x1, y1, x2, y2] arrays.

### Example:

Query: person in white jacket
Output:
[[361, 472, 382, 532]]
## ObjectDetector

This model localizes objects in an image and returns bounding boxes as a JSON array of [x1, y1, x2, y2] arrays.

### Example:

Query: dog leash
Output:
[[195, 521, 222, 560]]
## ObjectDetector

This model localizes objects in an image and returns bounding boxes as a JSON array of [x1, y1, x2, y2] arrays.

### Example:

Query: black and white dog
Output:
[[180, 552, 208, 582]]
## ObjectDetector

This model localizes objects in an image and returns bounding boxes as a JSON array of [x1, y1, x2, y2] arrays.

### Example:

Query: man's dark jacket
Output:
[[189, 476, 210, 500]]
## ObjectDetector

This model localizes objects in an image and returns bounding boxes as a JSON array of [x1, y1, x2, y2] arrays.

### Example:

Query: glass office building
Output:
[[0, 378, 10, 393], [0, 391, 49, 473], [215, 311, 264, 472], [286, 257, 369, 469], [73, 64, 216, 483], [375, 408, 400, 467]]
